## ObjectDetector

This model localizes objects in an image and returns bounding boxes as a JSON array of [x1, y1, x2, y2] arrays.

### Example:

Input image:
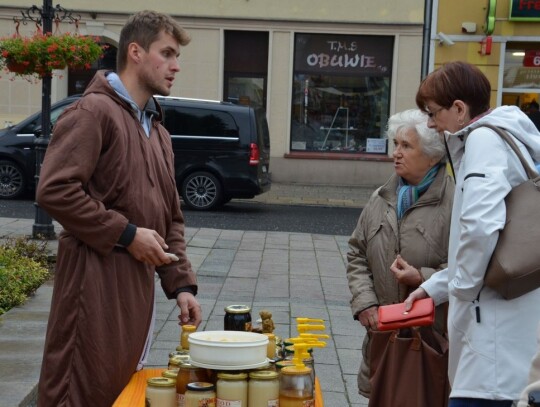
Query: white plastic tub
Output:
[[188, 330, 268, 368]]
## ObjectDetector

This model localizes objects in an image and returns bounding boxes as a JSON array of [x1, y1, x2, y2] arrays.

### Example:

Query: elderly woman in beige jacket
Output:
[[346, 109, 454, 399]]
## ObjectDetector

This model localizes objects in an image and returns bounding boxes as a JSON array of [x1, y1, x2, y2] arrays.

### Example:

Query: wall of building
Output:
[[431, 0, 540, 107], [0, 1, 426, 186]]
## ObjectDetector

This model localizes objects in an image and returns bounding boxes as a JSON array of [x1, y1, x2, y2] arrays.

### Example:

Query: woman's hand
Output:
[[390, 255, 423, 287], [404, 287, 429, 312], [358, 306, 379, 331]]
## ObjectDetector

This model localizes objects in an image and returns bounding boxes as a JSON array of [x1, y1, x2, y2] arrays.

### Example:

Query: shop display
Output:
[[145, 377, 177, 407], [116, 310, 329, 407]]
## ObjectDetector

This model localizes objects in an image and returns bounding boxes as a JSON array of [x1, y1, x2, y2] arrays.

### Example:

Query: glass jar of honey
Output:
[[279, 365, 314, 407], [216, 372, 248, 406], [224, 304, 252, 331], [181, 324, 197, 350], [145, 377, 176, 407], [185, 382, 216, 407], [168, 354, 190, 371], [248, 370, 279, 407], [176, 362, 210, 407]]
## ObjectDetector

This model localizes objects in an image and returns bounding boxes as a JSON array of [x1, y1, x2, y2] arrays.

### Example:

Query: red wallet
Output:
[[377, 298, 435, 331]]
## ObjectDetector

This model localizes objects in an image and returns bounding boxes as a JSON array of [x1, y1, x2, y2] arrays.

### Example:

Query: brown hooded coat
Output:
[[36, 71, 197, 407]]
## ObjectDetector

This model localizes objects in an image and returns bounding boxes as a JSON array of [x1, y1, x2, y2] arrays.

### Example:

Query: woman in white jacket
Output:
[[404, 61, 540, 406]]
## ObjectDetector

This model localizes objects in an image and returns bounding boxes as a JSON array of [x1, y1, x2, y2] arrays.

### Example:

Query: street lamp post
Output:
[[33, 0, 54, 239], [17, 2, 78, 239]]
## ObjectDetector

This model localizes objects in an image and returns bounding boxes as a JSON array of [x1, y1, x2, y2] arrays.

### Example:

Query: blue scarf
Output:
[[396, 164, 440, 219]]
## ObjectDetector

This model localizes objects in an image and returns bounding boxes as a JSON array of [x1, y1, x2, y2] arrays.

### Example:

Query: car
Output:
[[0, 95, 81, 200], [158, 96, 271, 210], [0, 95, 271, 210]]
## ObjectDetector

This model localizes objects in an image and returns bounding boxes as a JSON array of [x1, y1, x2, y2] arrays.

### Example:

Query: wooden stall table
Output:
[[113, 367, 324, 406]]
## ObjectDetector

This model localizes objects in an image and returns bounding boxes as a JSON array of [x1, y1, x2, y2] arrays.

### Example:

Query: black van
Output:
[[0, 96, 271, 210], [152, 96, 271, 210]]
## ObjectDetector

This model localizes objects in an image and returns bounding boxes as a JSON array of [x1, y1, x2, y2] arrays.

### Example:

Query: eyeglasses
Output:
[[426, 106, 445, 119]]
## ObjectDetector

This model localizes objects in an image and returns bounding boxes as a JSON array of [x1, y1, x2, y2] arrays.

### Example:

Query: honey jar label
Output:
[[177, 393, 185, 407], [198, 397, 216, 407], [217, 399, 241, 407]]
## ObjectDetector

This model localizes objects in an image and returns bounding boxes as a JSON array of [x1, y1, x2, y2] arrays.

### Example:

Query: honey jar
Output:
[[224, 304, 252, 331], [181, 324, 197, 350], [145, 377, 176, 407], [248, 370, 279, 407], [185, 382, 216, 407], [176, 362, 210, 407], [216, 372, 248, 406]]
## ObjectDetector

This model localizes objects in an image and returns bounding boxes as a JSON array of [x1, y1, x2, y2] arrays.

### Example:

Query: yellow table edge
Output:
[[113, 367, 324, 407]]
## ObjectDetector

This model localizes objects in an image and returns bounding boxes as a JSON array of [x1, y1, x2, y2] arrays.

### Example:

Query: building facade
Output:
[[430, 0, 540, 110], [0, 0, 430, 186]]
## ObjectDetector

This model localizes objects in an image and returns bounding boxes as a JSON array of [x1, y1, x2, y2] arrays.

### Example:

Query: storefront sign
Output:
[[509, 0, 540, 21], [294, 34, 393, 76], [524, 50, 540, 67]]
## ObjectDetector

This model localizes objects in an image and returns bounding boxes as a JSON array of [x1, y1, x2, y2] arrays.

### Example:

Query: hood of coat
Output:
[[448, 105, 540, 164], [83, 70, 164, 123]]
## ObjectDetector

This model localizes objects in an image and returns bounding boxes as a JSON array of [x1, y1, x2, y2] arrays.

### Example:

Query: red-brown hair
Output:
[[416, 61, 491, 119]]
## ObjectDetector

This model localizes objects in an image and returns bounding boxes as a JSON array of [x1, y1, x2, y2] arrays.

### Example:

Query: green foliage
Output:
[[0, 237, 53, 316]]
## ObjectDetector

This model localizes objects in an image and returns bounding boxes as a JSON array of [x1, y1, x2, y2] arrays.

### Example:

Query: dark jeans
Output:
[[449, 398, 514, 407]]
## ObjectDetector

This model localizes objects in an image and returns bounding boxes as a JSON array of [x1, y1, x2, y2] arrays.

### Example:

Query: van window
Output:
[[163, 106, 239, 138], [255, 109, 270, 149]]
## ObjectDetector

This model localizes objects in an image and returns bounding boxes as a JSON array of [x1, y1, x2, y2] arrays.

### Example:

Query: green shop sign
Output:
[[509, 0, 540, 21]]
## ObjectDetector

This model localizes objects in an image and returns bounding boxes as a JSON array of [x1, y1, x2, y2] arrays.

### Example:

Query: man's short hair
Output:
[[117, 10, 190, 72]]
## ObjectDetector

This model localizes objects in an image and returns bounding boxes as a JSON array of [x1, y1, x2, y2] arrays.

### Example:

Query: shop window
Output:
[[224, 31, 268, 108], [291, 33, 393, 154], [502, 42, 540, 115]]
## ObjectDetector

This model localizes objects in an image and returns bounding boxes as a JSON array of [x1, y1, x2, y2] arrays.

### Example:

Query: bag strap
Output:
[[479, 124, 539, 180]]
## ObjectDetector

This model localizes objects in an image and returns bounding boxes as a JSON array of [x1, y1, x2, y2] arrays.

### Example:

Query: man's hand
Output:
[[126, 227, 173, 266], [390, 255, 422, 287], [177, 292, 202, 327], [404, 287, 429, 312], [358, 305, 378, 331]]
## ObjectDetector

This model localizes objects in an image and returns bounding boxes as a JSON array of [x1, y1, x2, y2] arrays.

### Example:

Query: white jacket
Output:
[[421, 105, 540, 401]]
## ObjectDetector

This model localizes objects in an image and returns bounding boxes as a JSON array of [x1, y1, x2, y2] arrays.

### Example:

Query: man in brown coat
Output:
[[36, 10, 201, 407]]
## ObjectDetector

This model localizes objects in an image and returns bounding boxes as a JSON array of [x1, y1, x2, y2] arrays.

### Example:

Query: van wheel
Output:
[[181, 172, 223, 210], [0, 160, 26, 199]]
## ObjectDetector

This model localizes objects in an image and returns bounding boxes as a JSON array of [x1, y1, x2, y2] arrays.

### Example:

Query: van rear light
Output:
[[249, 143, 260, 165]]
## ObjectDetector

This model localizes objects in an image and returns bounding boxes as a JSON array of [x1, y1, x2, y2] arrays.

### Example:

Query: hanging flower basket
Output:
[[0, 32, 106, 79]]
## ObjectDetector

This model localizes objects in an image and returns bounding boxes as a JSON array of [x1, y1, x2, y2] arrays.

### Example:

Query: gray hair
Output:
[[386, 109, 446, 162]]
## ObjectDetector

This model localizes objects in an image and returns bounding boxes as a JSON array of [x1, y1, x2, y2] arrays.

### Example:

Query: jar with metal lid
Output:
[[185, 382, 216, 407], [275, 359, 294, 371], [279, 365, 314, 407], [176, 362, 210, 407], [216, 372, 248, 406], [181, 324, 197, 350], [168, 354, 190, 371], [248, 370, 279, 407], [162, 369, 179, 383], [145, 377, 177, 407], [224, 305, 252, 331], [169, 346, 190, 359]]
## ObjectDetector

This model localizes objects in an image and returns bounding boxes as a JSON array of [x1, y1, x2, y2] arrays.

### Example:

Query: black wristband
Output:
[[118, 223, 137, 247]]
